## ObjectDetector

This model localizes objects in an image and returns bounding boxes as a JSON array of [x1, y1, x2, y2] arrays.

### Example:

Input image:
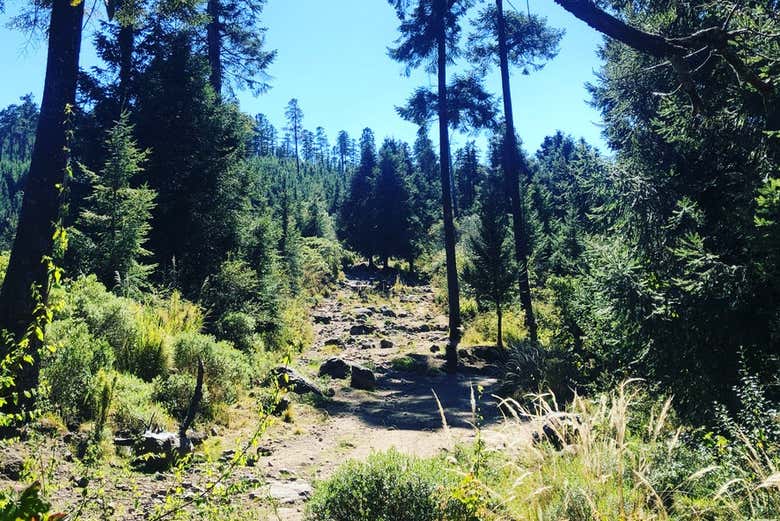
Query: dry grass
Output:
[[442, 380, 780, 520]]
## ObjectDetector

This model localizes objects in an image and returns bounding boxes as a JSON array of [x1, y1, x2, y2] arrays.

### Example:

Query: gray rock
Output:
[[319, 358, 351, 379], [266, 480, 313, 504], [350, 324, 376, 336], [137, 431, 180, 456], [379, 338, 394, 349], [380, 306, 397, 318], [0, 454, 24, 481], [350, 365, 376, 391], [269, 366, 325, 397], [324, 337, 345, 347], [132, 431, 181, 472], [313, 315, 332, 324]]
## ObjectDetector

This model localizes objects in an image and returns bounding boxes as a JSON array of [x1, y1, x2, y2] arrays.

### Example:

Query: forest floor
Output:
[[0, 267, 528, 520]]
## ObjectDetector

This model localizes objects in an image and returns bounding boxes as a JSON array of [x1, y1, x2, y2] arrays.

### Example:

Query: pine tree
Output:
[[0, 0, 85, 411], [388, 0, 476, 371], [205, 0, 276, 96], [73, 113, 156, 295], [463, 172, 516, 349], [467, 0, 564, 344], [454, 141, 483, 216], [285, 99, 304, 174], [339, 128, 377, 266], [374, 139, 413, 268], [253, 114, 277, 156], [135, 34, 252, 294]]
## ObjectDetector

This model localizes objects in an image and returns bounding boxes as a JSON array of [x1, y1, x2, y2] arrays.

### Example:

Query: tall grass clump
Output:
[[459, 380, 780, 520]]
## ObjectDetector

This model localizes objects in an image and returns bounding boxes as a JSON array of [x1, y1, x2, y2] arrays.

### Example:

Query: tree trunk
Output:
[[496, 303, 503, 349], [437, 0, 461, 372], [496, 0, 538, 343], [0, 0, 85, 412], [206, 0, 223, 97], [118, 21, 134, 110]]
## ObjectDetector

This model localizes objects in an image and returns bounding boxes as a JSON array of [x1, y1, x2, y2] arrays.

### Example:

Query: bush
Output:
[[153, 372, 212, 421], [300, 237, 350, 292], [43, 320, 115, 425], [217, 311, 257, 352], [461, 309, 526, 347], [0, 251, 9, 286], [172, 332, 252, 405], [500, 340, 580, 403], [263, 298, 314, 353], [306, 450, 472, 521], [110, 372, 173, 433], [57, 276, 203, 382]]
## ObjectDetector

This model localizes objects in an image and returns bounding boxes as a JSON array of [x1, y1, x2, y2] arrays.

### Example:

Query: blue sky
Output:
[[0, 0, 608, 155]]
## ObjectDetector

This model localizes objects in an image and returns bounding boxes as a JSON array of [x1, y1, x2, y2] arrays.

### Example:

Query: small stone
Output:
[[379, 339, 394, 349]]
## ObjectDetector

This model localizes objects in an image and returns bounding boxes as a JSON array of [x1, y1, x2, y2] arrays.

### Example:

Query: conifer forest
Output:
[[0, 0, 778, 519]]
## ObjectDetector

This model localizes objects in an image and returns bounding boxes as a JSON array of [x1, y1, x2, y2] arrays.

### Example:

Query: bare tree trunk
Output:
[[496, 303, 503, 349], [496, 0, 538, 343], [179, 359, 204, 455], [118, 21, 134, 110], [437, 0, 461, 372], [0, 0, 85, 413], [206, 0, 223, 97]]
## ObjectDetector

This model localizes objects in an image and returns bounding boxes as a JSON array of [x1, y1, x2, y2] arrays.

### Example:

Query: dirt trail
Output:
[[261, 267, 510, 520]]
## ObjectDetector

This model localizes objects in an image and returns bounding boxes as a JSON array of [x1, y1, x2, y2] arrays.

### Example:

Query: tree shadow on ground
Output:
[[324, 363, 507, 431]]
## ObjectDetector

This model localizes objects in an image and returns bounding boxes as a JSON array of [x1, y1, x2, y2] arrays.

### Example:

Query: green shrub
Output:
[[306, 450, 472, 521], [153, 372, 212, 421], [110, 372, 173, 433], [500, 340, 580, 402], [217, 311, 257, 352], [300, 237, 350, 291], [0, 251, 9, 286], [59, 276, 172, 380], [43, 320, 115, 425], [172, 332, 252, 405]]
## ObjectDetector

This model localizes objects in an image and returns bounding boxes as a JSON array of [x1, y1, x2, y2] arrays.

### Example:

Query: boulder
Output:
[[349, 324, 376, 336], [379, 338, 394, 349], [350, 365, 376, 391], [313, 314, 332, 324], [136, 431, 180, 456], [265, 480, 313, 504], [269, 366, 325, 397], [324, 337, 345, 347], [380, 306, 397, 318], [0, 454, 24, 481], [132, 431, 181, 472], [319, 358, 351, 379]]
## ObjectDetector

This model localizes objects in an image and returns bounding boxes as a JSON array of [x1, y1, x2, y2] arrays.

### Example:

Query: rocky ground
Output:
[[0, 267, 524, 520]]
